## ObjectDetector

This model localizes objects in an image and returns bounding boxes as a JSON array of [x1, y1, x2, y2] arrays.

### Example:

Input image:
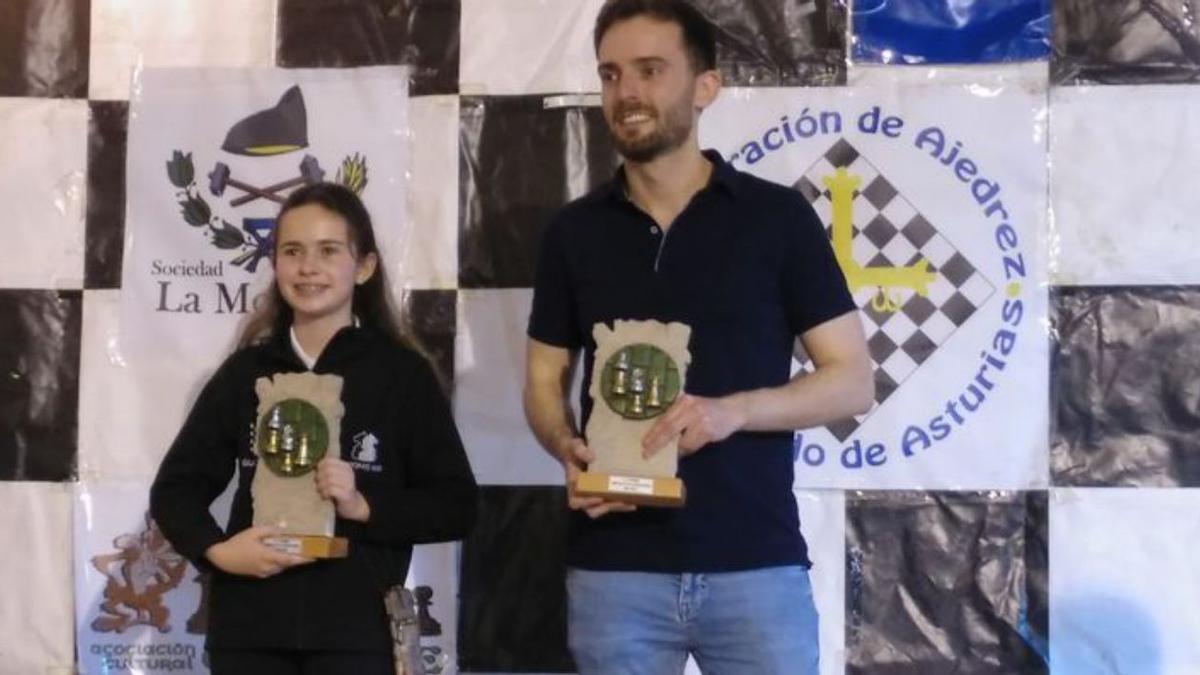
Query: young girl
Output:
[[151, 183, 477, 674]]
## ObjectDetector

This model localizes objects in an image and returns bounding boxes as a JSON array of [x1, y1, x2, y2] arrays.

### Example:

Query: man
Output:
[[523, 1, 873, 672]]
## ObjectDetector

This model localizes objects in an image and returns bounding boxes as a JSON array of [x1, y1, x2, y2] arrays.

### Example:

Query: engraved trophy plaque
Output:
[[575, 320, 691, 507], [251, 372, 349, 558]]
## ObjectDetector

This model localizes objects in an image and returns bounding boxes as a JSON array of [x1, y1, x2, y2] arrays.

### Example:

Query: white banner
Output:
[[119, 67, 410, 367], [701, 80, 1048, 489], [74, 481, 233, 675]]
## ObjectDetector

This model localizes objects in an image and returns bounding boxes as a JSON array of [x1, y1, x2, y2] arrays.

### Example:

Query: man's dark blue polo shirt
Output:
[[529, 149, 854, 572]]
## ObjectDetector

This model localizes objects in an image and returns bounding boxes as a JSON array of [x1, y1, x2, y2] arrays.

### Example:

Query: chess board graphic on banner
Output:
[[701, 82, 1048, 489], [119, 67, 410, 366]]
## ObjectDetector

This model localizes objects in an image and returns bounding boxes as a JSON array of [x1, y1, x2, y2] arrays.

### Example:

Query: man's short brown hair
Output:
[[593, 0, 718, 73]]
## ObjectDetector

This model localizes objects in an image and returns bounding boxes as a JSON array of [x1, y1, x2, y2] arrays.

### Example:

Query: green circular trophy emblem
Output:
[[256, 398, 330, 477], [600, 344, 681, 420]]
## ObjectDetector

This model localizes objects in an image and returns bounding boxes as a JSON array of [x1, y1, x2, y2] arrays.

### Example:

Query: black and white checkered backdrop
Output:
[[3, 1, 1200, 673]]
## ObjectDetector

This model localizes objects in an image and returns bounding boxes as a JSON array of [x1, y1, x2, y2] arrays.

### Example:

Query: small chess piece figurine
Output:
[[612, 350, 630, 395], [263, 407, 282, 455], [629, 367, 646, 415], [647, 375, 662, 409], [295, 433, 311, 468]]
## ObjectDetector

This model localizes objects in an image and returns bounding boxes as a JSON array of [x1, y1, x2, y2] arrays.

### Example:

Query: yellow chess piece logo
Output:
[[823, 167, 937, 313]]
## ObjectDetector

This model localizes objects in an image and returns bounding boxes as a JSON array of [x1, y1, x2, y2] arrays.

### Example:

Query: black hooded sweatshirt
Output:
[[150, 324, 477, 652]]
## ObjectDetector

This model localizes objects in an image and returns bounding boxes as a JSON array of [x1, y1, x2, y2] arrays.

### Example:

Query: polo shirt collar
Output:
[[605, 148, 740, 204]]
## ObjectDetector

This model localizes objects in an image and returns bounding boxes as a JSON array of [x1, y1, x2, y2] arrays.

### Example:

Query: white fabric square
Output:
[[0, 483, 74, 673], [0, 98, 86, 289], [89, 0, 277, 100], [1051, 85, 1200, 285], [455, 289, 571, 485], [78, 289, 215, 480], [798, 489, 848, 675], [460, 0, 606, 95], [400, 96, 460, 290], [1051, 488, 1200, 674]]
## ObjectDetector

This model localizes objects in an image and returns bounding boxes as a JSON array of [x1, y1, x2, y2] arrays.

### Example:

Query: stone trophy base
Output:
[[573, 471, 685, 507]]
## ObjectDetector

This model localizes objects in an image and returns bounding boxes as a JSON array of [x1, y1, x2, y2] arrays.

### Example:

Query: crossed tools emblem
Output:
[[207, 154, 325, 206]]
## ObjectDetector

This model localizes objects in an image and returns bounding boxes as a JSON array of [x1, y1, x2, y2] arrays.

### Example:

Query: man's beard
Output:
[[610, 94, 694, 163]]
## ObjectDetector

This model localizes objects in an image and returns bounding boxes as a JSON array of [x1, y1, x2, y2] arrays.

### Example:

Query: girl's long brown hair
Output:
[[237, 182, 431, 367]]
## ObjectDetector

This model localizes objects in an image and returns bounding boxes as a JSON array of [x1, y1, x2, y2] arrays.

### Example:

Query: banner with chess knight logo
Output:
[[119, 67, 410, 367], [701, 80, 1048, 490]]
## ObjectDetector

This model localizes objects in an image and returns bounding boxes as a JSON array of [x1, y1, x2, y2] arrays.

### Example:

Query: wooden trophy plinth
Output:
[[576, 320, 691, 508], [572, 472, 686, 507], [251, 372, 348, 558]]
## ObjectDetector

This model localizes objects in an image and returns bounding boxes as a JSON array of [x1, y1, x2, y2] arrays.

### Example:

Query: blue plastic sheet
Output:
[[852, 0, 1051, 64]]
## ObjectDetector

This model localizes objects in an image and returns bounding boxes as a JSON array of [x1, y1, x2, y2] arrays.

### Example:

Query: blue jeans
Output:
[[567, 566, 819, 675]]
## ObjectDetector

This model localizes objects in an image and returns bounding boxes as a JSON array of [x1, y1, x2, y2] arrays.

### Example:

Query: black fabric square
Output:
[[0, 290, 81, 481], [1053, 0, 1200, 84], [405, 289, 455, 390], [0, 0, 89, 97], [846, 491, 1049, 674], [693, 0, 847, 86], [458, 486, 574, 672], [86, 101, 128, 290], [1051, 286, 1200, 486], [459, 96, 619, 289], [277, 0, 461, 96]]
